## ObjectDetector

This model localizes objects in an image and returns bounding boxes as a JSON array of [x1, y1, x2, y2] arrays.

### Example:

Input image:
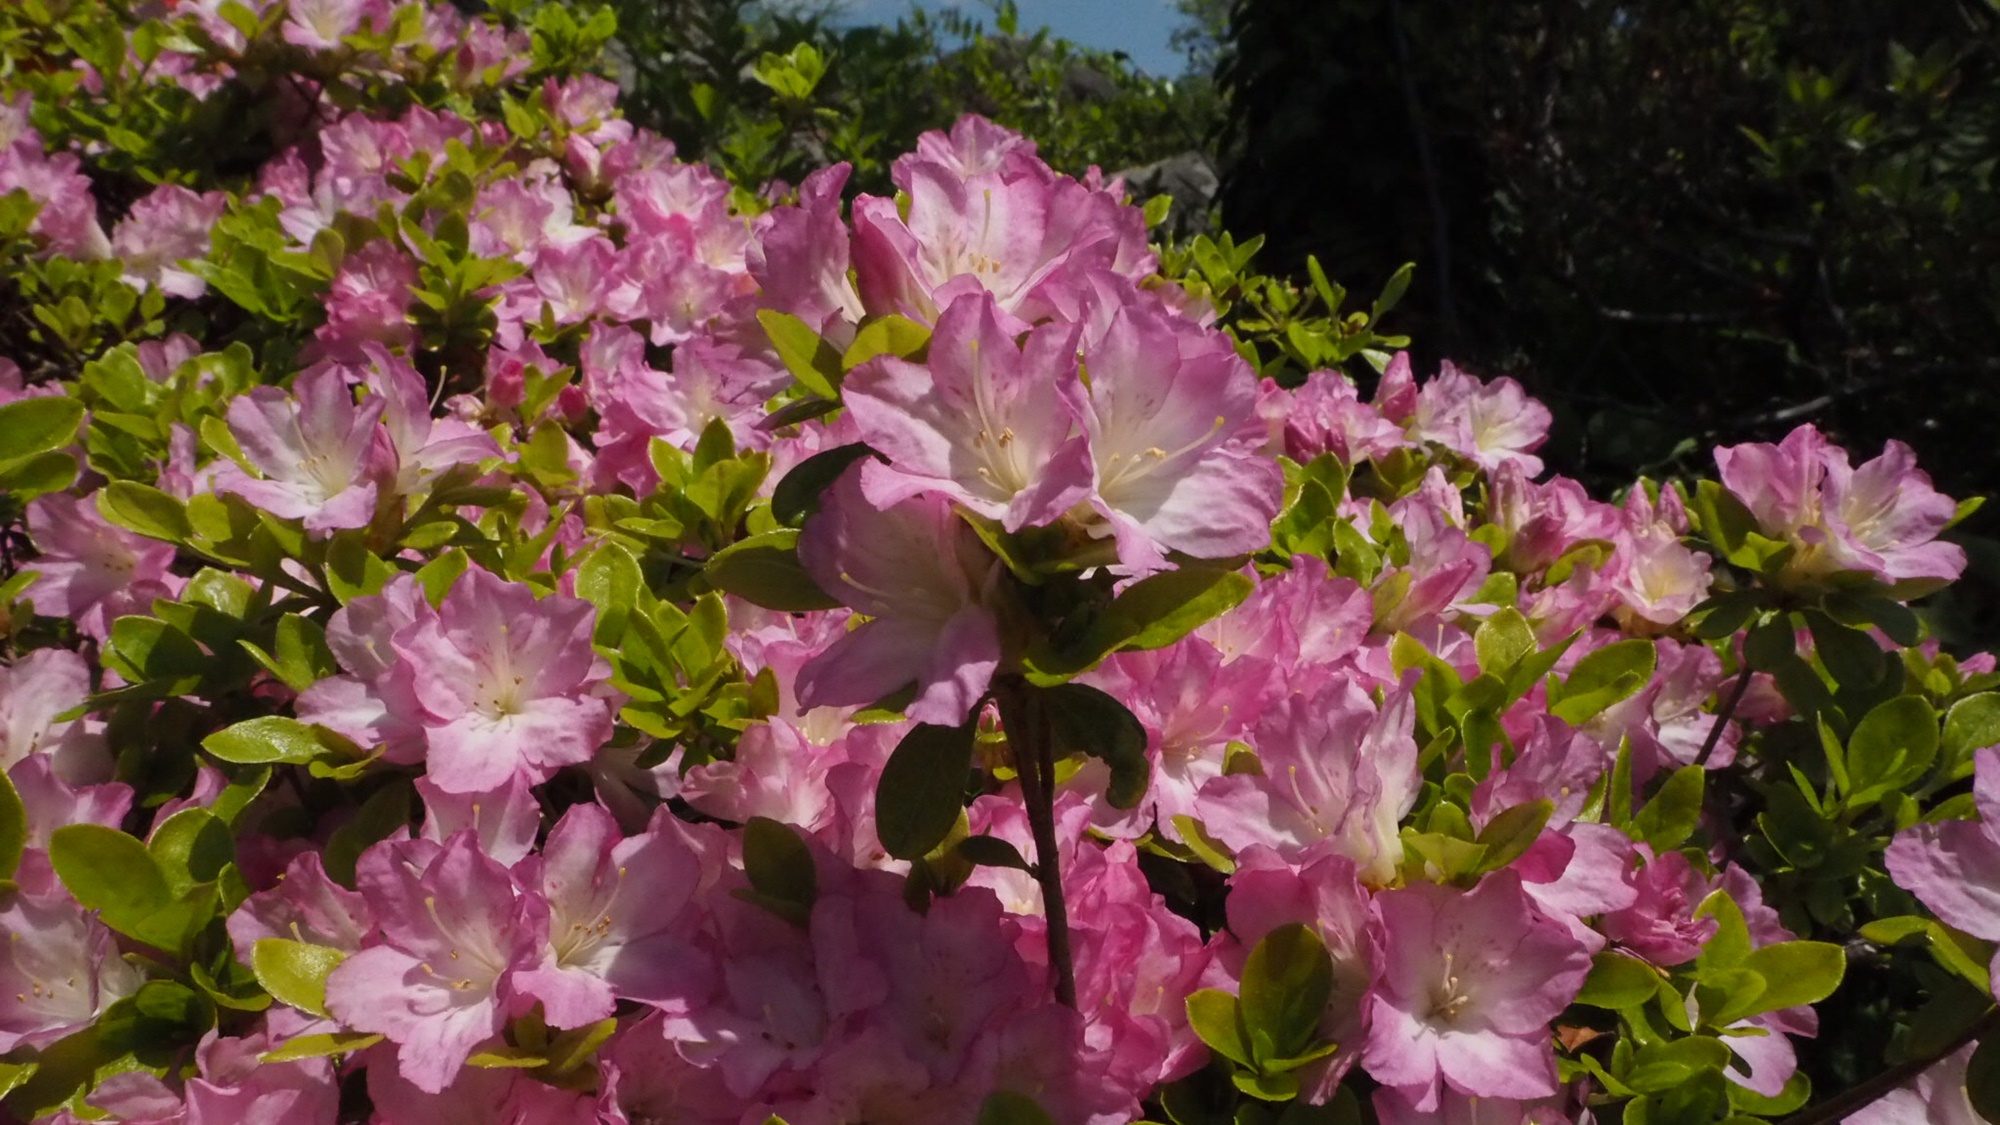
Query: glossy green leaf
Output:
[[771, 443, 875, 527], [1036, 682, 1150, 809], [252, 939, 347, 1018], [1633, 766, 1705, 851], [260, 1032, 384, 1062], [1736, 941, 1846, 1014], [741, 816, 819, 925], [842, 314, 931, 370], [0, 395, 84, 461], [1239, 923, 1332, 1063], [875, 721, 976, 860], [0, 766, 23, 881], [202, 715, 329, 765], [97, 480, 192, 543], [1185, 989, 1253, 1067], [1577, 950, 1662, 1010], [758, 309, 843, 399], [1845, 695, 1938, 806], [704, 529, 842, 612]]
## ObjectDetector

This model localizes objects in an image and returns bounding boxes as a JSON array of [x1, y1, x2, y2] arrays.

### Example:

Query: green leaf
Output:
[[771, 443, 874, 527], [0, 766, 24, 881], [0, 395, 85, 461], [841, 315, 931, 370], [202, 716, 330, 765], [1185, 989, 1253, 1067], [147, 808, 234, 892], [758, 309, 843, 399], [323, 782, 412, 886], [1239, 923, 1332, 1063], [259, 1032, 384, 1062], [543, 1017, 620, 1074], [251, 939, 347, 1018], [741, 816, 818, 924], [1473, 798, 1553, 873], [576, 541, 643, 646], [704, 529, 841, 612], [1037, 682, 1150, 809], [49, 824, 172, 936], [97, 480, 192, 543], [978, 1091, 1055, 1125], [1633, 767, 1705, 851], [1550, 639, 1656, 724], [1736, 941, 1846, 1014], [1696, 890, 1754, 970], [1577, 951, 1662, 1010], [1845, 695, 1938, 807], [1026, 568, 1254, 683], [875, 721, 976, 860], [956, 835, 1032, 871], [1474, 608, 1537, 677], [0, 450, 77, 499], [1942, 694, 2000, 780]]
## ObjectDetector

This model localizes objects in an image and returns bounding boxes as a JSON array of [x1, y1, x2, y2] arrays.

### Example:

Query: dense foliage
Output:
[[0, 1, 1996, 1125], [1218, 0, 2000, 511]]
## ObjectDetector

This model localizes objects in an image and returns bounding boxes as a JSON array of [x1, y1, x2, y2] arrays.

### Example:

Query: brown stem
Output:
[[997, 678, 1077, 1008], [1695, 660, 1756, 768], [1774, 1007, 1998, 1125]]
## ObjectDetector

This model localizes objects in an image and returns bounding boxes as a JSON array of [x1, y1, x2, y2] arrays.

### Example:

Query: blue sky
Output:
[[832, 0, 1190, 77]]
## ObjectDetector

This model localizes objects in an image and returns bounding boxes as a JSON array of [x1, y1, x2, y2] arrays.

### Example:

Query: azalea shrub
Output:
[[0, 2, 1996, 1125]]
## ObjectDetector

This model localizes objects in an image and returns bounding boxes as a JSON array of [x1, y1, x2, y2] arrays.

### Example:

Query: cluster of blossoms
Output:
[[0, 1, 1995, 1124]]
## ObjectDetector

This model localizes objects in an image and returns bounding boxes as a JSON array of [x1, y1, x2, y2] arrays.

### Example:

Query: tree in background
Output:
[[601, 0, 1223, 195], [1218, 0, 1999, 645]]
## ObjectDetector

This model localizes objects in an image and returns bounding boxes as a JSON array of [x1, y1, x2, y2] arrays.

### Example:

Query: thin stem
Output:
[[1775, 1007, 1998, 1125], [1695, 660, 1755, 768], [997, 677, 1077, 1008]]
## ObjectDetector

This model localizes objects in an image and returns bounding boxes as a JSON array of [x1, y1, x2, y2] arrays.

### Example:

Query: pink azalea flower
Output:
[[296, 573, 434, 763], [1267, 369, 1407, 466], [211, 365, 388, 533], [1066, 295, 1283, 571], [183, 1029, 340, 1125], [416, 775, 542, 867], [0, 885, 144, 1053], [27, 492, 184, 643], [312, 241, 417, 359], [1715, 423, 1965, 590], [391, 566, 615, 793], [750, 163, 866, 348], [1199, 554, 1374, 677], [1361, 873, 1592, 1110], [1607, 483, 1712, 627], [1195, 679, 1420, 885], [509, 803, 710, 1027], [1073, 636, 1279, 839], [227, 851, 373, 962], [7, 754, 132, 895], [844, 292, 1094, 531], [1218, 846, 1378, 1101], [324, 833, 549, 1094], [795, 466, 1004, 725], [0, 647, 112, 784], [110, 184, 227, 299], [1843, 1043, 1982, 1125], [1599, 847, 1719, 966], [1885, 746, 2000, 985]]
